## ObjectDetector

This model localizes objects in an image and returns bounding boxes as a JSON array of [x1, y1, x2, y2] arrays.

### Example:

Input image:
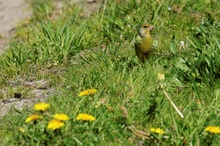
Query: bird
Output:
[[134, 24, 154, 62]]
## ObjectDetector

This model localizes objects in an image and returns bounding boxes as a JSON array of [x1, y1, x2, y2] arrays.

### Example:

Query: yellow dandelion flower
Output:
[[157, 73, 165, 81], [33, 102, 50, 112], [47, 119, 64, 130], [54, 114, 69, 121], [205, 126, 220, 134], [150, 128, 165, 134], [205, 126, 212, 131], [76, 113, 96, 121], [78, 89, 98, 97], [209, 127, 220, 134], [25, 114, 43, 123]]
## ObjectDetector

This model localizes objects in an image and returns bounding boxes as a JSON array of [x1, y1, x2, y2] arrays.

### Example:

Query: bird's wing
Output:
[[135, 43, 145, 62]]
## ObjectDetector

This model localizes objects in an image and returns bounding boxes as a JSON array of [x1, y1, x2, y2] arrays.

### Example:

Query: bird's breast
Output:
[[139, 35, 153, 53]]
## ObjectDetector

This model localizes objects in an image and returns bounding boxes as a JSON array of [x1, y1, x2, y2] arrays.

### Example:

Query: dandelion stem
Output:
[[163, 90, 184, 118]]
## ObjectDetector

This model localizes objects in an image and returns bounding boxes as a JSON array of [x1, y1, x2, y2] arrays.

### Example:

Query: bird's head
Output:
[[139, 24, 154, 37]]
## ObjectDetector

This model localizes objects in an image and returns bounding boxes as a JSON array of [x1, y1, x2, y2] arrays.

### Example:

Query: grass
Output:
[[0, 0, 220, 145]]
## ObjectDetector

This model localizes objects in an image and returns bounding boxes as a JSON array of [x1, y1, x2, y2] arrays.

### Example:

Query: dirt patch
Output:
[[0, 0, 31, 37], [0, 0, 31, 55], [0, 79, 54, 117]]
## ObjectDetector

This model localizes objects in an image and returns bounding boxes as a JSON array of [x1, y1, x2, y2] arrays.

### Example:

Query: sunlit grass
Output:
[[1, 0, 220, 145]]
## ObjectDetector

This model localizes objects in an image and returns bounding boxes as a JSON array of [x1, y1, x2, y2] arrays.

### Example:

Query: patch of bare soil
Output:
[[0, 0, 31, 55]]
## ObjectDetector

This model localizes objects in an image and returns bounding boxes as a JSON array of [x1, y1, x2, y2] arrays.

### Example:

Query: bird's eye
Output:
[[143, 25, 148, 28]]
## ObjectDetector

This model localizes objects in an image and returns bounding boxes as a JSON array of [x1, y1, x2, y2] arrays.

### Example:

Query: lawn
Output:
[[1, 0, 220, 145]]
